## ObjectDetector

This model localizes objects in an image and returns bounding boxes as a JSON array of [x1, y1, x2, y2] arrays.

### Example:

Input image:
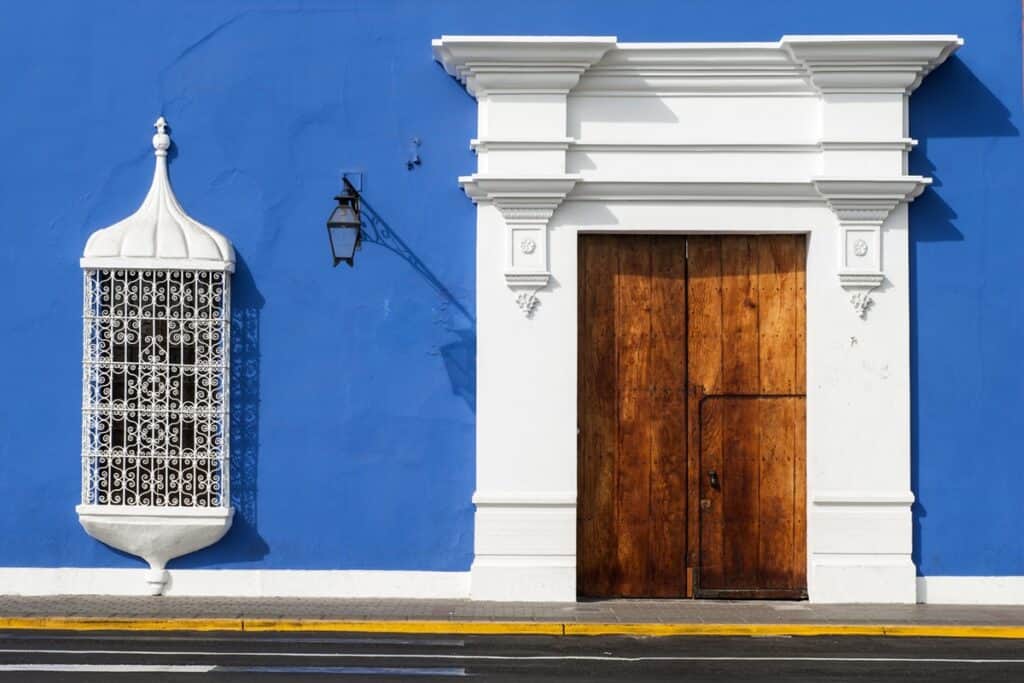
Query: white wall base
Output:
[[810, 556, 917, 603], [0, 568, 470, 599], [917, 576, 1024, 605], [470, 557, 575, 602]]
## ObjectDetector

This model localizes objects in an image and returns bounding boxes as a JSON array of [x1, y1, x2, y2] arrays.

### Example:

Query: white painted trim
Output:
[[473, 491, 576, 506], [78, 256, 234, 272], [813, 491, 916, 505], [917, 577, 1024, 605], [0, 568, 471, 599]]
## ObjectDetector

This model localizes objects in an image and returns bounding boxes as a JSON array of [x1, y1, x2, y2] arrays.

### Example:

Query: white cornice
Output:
[[458, 174, 580, 206], [782, 35, 963, 94], [473, 138, 917, 154], [432, 36, 616, 96], [435, 35, 961, 97], [813, 177, 931, 222], [577, 43, 811, 95]]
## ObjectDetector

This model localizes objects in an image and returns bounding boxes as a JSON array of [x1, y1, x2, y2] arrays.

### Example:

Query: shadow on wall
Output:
[[360, 196, 477, 413], [908, 54, 1019, 574], [174, 252, 269, 567]]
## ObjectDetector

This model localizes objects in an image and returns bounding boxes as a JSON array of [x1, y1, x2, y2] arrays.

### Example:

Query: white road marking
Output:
[[0, 648, 1022, 664], [0, 664, 214, 672], [216, 665, 466, 676]]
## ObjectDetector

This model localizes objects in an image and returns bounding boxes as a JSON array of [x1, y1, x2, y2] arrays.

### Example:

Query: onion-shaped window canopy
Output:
[[77, 118, 235, 595]]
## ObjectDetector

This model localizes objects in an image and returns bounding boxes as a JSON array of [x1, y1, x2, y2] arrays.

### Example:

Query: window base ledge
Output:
[[76, 505, 233, 595]]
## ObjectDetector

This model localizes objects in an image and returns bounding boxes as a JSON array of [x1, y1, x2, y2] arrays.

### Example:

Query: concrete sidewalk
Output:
[[1, 596, 1023, 637]]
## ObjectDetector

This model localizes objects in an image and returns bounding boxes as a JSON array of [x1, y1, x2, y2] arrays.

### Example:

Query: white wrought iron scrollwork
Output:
[[82, 268, 230, 508]]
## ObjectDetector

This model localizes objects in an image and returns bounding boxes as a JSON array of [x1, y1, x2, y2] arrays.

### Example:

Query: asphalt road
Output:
[[0, 630, 1022, 681]]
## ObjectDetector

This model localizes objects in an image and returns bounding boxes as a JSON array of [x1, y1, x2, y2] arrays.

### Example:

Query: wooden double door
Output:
[[577, 235, 807, 599]]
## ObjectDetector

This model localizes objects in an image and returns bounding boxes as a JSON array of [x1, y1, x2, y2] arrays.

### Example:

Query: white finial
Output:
[[152, 116, 170, 156]]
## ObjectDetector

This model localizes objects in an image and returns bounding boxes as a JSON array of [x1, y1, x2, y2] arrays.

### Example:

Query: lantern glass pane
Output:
[[329, 225, 360, 260], [328, 204, 359, 227]]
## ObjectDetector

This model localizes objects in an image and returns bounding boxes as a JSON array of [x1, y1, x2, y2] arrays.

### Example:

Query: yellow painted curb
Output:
[[242, 619, 564, 636], [881, 624, 1024, 640], [0, 617, 243, 632], [1, 617, 1023, 639], [564, 623, 887, 637]]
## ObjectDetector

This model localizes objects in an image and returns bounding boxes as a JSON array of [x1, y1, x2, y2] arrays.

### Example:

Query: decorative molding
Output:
[[813, 491, 915, 505], [460, 174, 578, 315], [473, 491, 576, 506], [821, 138, 917, 152], [432, 36, 616, 96], [576, 43, 811, 96], [81, 117, 235, 272], [782, 35, 964, 94], [571, 179, 822, 202], [850, 291, 875, 319], [813, 177, 931, 317], [471, 138, 573, 153], [515, 291, 540, 318]]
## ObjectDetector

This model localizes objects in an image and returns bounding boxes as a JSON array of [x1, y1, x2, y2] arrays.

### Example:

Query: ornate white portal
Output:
[[434, 34, 962, 602]]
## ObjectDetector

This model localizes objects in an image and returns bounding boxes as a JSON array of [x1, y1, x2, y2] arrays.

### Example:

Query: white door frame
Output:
[[434, 34, 962, 602]]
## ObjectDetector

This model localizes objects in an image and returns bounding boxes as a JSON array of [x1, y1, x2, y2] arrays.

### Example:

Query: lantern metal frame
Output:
[[327, 177, 363, 267]]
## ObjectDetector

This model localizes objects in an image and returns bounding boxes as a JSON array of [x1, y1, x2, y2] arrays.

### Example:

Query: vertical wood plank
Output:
[[794, 236, 807, 394], [757, 236, 799, 394], [757, 397, 796, 589], [698, 397, 725, 589], [577, 235, 619, 596], [686, 237, 723, 591], [722, 397, 761, 589], [615, 237, 653, 596], [720, 237, 759, 394], [793, 397, 808, 590], [648, 237, 687, 596], [719, 236, 760, 590]]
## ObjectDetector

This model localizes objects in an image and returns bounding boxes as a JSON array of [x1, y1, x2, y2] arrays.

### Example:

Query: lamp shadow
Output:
[[358, 197, 476, 413], [907, 54, 1019, 575], [173, 251, 269, 567]]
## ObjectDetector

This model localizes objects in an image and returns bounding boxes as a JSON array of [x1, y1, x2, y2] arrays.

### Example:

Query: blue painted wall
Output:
[[0, 0, 1020, 576]]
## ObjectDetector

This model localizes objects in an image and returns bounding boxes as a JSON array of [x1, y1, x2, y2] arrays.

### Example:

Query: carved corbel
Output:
[[813, 178, 930, 318], [460, 175, 579, 317]]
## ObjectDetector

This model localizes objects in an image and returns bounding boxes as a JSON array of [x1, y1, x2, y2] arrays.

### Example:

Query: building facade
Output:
[[0, 1, 1021, 604]]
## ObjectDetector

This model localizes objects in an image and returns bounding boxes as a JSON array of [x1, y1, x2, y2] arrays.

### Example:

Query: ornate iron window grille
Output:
[[82, 268, 230, 507]]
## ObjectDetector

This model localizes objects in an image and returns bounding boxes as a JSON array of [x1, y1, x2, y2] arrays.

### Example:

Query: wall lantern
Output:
[[326, 177, 362, 266]]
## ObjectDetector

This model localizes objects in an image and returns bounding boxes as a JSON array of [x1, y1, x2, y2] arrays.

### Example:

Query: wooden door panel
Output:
[[579, 233, 805, 600], [688, 234, 807, 599], [578, 235, 687, 598]]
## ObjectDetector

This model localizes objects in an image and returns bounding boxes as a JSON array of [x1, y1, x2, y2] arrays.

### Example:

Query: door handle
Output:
[[708, 469, 720, 490]]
